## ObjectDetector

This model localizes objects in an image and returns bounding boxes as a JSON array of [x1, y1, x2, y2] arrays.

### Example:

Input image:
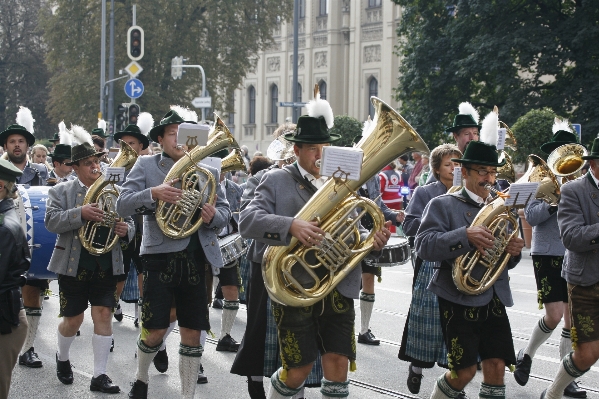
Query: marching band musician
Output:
[[0, 107, 49, 370], [239, 96, 391, 399], [515, 124, 586, 398], [398, 144, 463, 396], [540, 138, 599, 398], [116, 109, 230, 399], [47, 122, 74, 186], [416, 140, 524, 399], [45, 135, 135, 393], [0, 159, 31, 399]]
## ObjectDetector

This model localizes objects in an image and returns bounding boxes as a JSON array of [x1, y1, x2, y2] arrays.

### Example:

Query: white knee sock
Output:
[[134, 303, 139, 320], [411, 364, 423, 374], [220, 300, 239, 339], [559, 328, 572, 360], [179, 344, 202, 399], [268, 368, 302, 399], [200, 330, 207, 348], [114, 300, 122, 315], [359, 292, 375, 335], [135, 336, 161, 383], [430, 374, 461, 399], [160, 321, 176, 351], [22, 308, 42, 353], [524, 317, 554, 358], [479, 382, 505, 398], [92, 334, 113, 378], [57, 328, 76, 361], [545, 352, 588, 399], [321, 378, 349, 398]]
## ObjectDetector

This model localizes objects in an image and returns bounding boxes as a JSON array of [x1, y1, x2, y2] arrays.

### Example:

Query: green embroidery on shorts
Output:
[[576, 314, 595, 337], [538, 276, 551, 309], [552, 257, 563, 268], [120, 240, 128, 251], [272, 304, 283, 323], [77, 269, 88, 281], [281, 330, 302, 365], [447, 337, 464, 378], [59, 291, 67, 316], [351, 325, 356, 356], [187, 259, 200, 285], [331, 290, 349, 313], [444, 310, 449, 320], [464, 307, 478, 321], [534, 260, 541, 269], [141, 300, 153, 324], [491, 296, 504, 317]]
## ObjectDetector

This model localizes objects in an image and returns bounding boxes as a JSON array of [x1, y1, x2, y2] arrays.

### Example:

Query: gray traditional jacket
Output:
[[524, 199, 565, 257], [223, 178, 243, 225], [17, 162, 48, 186], [403, 180, 447, 237], [240, 165, 278, 211], [558, 174, 599, 286], [115, 153, 230, 268], [45, 178, 135, 277], [416, 191, 520, 307], [240, 164, 375, 299]]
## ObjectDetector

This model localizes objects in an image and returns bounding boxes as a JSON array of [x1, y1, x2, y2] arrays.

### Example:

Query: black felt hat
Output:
[[0, 124, 35, 147], [540, 130, 579, 155], [451, 141, 505, 167], [445, 114, 481, 134], [114, 124, 150, 150], [582, 138, 599, 160], [50, 144, 72, 162], [66, 142, 105, 165], [283, 115, 340, 144], [149, 110, 186, 142], [49, 132, 60, 143]]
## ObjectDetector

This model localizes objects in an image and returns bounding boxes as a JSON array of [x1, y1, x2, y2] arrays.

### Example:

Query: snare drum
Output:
[[217, 233, 248, 265], [376, 236, 410, 267], [16, 185, 57, 280]]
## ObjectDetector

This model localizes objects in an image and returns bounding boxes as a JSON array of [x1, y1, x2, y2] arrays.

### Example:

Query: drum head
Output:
[[376, 235, 410, 267]]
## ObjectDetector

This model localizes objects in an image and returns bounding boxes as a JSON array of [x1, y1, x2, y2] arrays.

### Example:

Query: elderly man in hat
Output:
[[116, 109, 230, 399], [1, 108, 49, 369], [539, 138, 599, 398], [239, 96, 391, 399], [516, 120, 586, 398], [416, 140, 524, 399], [0, 158, 31, 399], [45, 135, 134, 393]]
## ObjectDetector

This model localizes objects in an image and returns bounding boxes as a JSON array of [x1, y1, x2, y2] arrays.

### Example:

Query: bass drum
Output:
[[16, 185, 57, 280], [376, 236, 410, 267]]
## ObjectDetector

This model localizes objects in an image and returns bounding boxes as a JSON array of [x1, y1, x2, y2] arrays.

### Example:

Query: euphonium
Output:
[[79, 141, 138, 255], [547, 143, 588, 185], [221, 148, 246, 175], [262, 97, 430, 307], [497, 151, 516, 183], [519, 154, 560, 206], [156, 116, 237, 239]]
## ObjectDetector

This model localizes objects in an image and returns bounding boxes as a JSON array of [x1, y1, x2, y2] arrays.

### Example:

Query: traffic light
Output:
[[127, 26, 144, 61], [116, 104, 129, 131], [128, 104, 140, 125]]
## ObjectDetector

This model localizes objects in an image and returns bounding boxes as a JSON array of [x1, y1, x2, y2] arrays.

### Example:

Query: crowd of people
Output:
[[1, 94, 598, 399]]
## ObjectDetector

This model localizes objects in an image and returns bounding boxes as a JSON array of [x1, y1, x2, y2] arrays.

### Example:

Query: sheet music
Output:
[[319, 146, 363, 181], [105, 167, 126, 183], [504, 182, 539, 207], [496, 128, 507, 150], [452, 166, 462, 187], [177, 123, 210, 148]]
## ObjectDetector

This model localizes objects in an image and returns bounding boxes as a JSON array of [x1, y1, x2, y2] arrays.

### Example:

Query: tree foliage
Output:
[[510, 108, 559, 163], [40, 0, 292, 132], [328, 115, 363, 148], [0, 0, 52, 137], [393, 0, 599, 147]]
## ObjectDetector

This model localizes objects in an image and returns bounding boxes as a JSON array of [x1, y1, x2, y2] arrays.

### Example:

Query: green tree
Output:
[[328, 115, 363, 147], [40, 0, 292, 131], [392, 0, 599, 146], [0, 0, 52, 138], [510, 108, 560, 164]]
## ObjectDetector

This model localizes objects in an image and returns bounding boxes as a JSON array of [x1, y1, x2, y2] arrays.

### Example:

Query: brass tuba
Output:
[[156, 116, 238, 239], [547, 143, 588, 185], [262, 97, 430, 307], [520, 154, 561, 206], [79, 141, 138, 255], [221, 148, 247, 175]]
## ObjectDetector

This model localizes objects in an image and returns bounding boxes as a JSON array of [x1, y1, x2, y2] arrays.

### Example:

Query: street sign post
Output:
[[192, 97, 212, 109], [572, 123, 582, 141], [124, 78, 144, 99]]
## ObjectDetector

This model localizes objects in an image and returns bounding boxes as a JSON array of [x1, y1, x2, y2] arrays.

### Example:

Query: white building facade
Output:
[[228, 0, 403, 153]]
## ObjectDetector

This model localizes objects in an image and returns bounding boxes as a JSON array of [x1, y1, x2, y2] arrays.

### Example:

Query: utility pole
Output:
[[292, 0, 300, 123], [107, 0, 115, 139], [100, 0, 106, 119]]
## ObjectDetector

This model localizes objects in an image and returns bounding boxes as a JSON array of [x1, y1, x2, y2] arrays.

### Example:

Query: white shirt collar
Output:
[[589, 171, 599, 189], [463, 186, 490, 205], [296, 162, 327, 189]]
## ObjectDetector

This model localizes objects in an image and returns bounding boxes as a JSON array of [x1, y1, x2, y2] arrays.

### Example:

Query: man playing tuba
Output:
[[116, 109, 230, 399], [239, 97, 391, 399], [45, 138, 134, 393], [415, 140, 524, 399]]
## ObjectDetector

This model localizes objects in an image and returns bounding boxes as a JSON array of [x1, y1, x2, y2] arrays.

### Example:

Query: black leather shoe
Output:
[[134, 318, 139, 328], [90, 374, 120, 393], [212, 298, 224, 309], [564, 381, 587, 398], [197, 363, 208, 384], [153, 348, 168, 373], [216, 334, 240, 352], [357, 329, 380, 345], [406, 366, 423, 394], [514, 348, 532, 386], [19, 347, 43, 368], [56, 353, 73, 385], [114, 303, 123, 322], [540, 389, 546, 399], [128, 380, 148, 399], [457, 391, 469, 399]]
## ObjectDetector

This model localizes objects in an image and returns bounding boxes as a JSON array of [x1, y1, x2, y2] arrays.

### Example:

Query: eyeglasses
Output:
[[464, 167, 497, 177], [81, 159, 101, 167]]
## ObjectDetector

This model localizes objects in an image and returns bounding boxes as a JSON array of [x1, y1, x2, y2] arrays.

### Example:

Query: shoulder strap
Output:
[[283, 167, 317, 195]]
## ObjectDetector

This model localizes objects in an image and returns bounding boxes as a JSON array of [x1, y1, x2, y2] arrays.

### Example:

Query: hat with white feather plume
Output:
[[148, 106, 190, 142], [51, 121, 73, 161], [451, 106, 504, 167], [540, 117, 579, 155], [446, 102, 481, 134], [113, 112, 152, 150], [66, 125, 105, 165], [91, 119, 108, 138], [0, 106, 37, 146], [284, 84, 340, 143]]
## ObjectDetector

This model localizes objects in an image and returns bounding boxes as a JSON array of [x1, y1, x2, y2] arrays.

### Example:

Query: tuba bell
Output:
[[79, 141, 138, 255], [262, 97, 430, 307], [547, 143, 588, 185], [519, 154, 560, 206], [220, 148, 247, 175], [156, 116, 238, 239]]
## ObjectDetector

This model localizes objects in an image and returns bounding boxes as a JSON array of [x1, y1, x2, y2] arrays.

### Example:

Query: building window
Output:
[[368, 0, 382, 7], [299, 0, 305, 18], [318, 80, 327, 100], [270, 84, 278, 124], [368, 77, 378, 118], [296, 83, 302, 103], [319, 0, 328, 16], [248, 86, 256, 124]]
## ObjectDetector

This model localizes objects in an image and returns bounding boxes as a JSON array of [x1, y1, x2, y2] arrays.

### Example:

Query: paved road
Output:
[[9, 252, 599, 398]]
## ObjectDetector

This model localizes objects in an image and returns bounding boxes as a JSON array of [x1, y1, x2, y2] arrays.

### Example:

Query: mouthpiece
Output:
[[315, 160, 321, 168], [483, 183, 510, 199], [92, 169, 99, 174]]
